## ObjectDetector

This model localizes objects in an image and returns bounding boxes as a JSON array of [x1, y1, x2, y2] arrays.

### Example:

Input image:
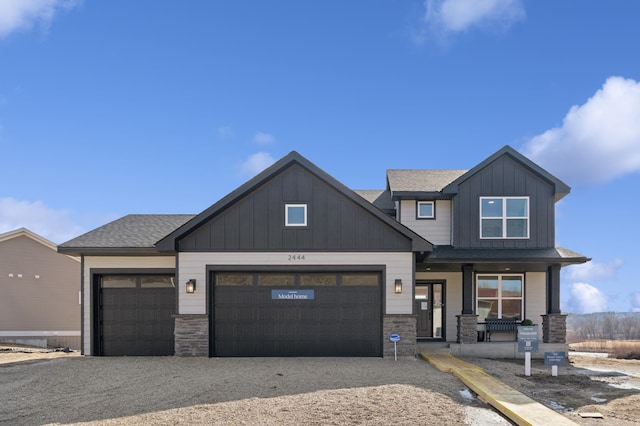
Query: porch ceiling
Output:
[[417, 262, 551, 273]]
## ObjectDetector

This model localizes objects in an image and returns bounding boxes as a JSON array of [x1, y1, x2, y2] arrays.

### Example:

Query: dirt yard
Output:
[[1, 346, 639, 425], [470, 354, 640, 425]]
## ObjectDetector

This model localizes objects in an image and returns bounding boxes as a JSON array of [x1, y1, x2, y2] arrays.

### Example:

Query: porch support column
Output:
[[462, 264, 474, 314], [547, 264, 561, 314], [456, 314, 479, 344], [542, 314, 567, 343]]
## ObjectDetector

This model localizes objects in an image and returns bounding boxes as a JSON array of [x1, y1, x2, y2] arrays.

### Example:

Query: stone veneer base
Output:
[[542, 314, 567, 344], [456, 314, 478, 344], [174, 314, 209, 356], [383, 315, 417, 358]]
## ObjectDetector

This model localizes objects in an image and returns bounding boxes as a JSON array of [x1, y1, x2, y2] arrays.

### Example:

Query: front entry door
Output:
[[415, 283, 444, 339]]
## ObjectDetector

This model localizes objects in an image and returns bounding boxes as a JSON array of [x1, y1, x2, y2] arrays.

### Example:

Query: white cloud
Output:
[[563, 259, 623, 283], [253, 132, 275, 145], [565, 282, 608, 314], [239, 152, 275, 177], [631, 293, 640, 313], [523, 76, 640, 184], [0, 0, 81, 39], [415, 0, 524, 42], [0, 197, 84, 243]]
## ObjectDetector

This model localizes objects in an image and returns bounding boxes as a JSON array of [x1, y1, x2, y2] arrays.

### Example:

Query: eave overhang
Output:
[[56, 247, 170, 256], [422, 246, 590, 270], [390, 191, 454, 201]]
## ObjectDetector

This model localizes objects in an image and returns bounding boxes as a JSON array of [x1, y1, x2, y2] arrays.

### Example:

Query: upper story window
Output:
[[480, 197, 529, 239], [285, 204, 307, 227], [416, 201, 435, 219]]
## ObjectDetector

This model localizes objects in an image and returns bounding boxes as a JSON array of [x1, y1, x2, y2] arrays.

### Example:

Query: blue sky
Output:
[[1, 1, 639, 314]]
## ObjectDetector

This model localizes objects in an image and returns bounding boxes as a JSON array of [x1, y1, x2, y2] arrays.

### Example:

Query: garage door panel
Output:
[[100, 283, 175, 356], [213, 272, 381, 357]]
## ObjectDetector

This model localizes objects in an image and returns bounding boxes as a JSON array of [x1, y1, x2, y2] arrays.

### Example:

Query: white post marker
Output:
[[525, 351, 531, 376], [389, 334, 400, 361], [552, 365, 558, 377]]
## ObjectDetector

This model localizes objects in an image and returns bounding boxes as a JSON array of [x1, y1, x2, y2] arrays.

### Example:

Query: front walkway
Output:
[[420, 352, 578, 426]]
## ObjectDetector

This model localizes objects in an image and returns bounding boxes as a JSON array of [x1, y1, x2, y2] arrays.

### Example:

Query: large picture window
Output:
[[480, 197, 529, 239], [476, 274, 523, 321]]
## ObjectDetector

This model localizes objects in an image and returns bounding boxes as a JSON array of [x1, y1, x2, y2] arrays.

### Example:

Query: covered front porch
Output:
[[414, 246, 589, 357]]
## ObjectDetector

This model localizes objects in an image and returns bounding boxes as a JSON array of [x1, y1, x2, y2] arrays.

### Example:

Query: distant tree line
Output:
[[567, 312, 640, 342]]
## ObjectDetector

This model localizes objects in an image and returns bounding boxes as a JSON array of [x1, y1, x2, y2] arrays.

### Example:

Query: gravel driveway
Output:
[[0, 354, 510, 425]]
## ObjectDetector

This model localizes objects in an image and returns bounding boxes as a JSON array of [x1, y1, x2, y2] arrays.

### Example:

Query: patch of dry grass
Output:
[[570, 340, 640, 359]]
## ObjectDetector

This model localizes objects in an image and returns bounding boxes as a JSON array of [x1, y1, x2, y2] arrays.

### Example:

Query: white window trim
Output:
[[476, 273, 524, 320], [285, 203, 307, 227], [479, 196, 529, 239], [416, 201, 435, 219]]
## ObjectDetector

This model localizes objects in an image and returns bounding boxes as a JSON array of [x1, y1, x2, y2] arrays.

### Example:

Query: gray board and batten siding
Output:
[[158, 152, 432, 253], [445, 149, 567, 249]]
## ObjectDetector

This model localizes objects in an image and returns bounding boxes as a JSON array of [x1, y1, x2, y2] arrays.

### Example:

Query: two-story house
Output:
[[58, 146, 588, 358]]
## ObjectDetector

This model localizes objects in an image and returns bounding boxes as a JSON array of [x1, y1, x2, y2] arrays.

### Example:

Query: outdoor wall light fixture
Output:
[[394, 279, 403, 294], [185, 279, 196, 294]]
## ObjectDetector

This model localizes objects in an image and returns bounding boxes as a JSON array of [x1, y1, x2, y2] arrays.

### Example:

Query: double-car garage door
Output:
[[212, 271, 382, 357]]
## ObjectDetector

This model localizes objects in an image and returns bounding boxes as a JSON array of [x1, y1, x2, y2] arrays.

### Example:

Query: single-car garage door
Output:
[[99, 275, 175, 356], [212, 271, 382, 357]]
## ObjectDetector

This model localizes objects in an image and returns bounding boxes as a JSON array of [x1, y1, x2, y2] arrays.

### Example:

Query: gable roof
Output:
[[58, 214, 194, 255], [156, 151, 432, 253], [0, 228, 58, 251], [442, 145, 571, 201], [1, 227, 81, 262], [387, 169, 468, 199]]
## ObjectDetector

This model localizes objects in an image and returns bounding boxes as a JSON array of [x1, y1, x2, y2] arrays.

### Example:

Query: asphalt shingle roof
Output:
[[353, 190, 395, 212], [58, 214, 195, 250], [387, 169, 468, 193]]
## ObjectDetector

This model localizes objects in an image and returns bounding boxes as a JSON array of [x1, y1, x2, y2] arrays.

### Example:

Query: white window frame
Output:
[[480, 196, 529, 239], [476, 274, 524, 321], [416, 201, 435, 219], [285, 203, 307, 227]]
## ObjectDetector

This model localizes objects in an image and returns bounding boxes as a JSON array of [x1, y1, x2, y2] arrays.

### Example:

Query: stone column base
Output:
[[542, 314, 567, 343], [456, 314, 478, 344], [174, 314, 209, 356], [383, 315, 417, 358]]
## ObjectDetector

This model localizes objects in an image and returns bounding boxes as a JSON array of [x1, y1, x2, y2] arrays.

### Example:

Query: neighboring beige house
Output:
[[0, 228, 81, 349]]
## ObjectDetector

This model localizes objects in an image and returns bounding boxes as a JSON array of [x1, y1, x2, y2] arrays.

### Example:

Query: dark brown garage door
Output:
[[99, 275, 175, 356], [212, 271, 382, 357]]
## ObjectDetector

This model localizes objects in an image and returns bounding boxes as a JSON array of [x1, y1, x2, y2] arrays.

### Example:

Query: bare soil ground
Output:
[[469, 354, 640, 425], [1, 345, 638, 425]]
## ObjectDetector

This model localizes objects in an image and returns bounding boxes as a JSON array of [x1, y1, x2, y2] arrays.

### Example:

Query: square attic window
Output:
[[285, 204, 307, 226], [417, 201, 435, 219]]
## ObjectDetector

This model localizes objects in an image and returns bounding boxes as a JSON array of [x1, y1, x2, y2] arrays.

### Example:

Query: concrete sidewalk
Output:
[[420, 352, 579, 426]]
